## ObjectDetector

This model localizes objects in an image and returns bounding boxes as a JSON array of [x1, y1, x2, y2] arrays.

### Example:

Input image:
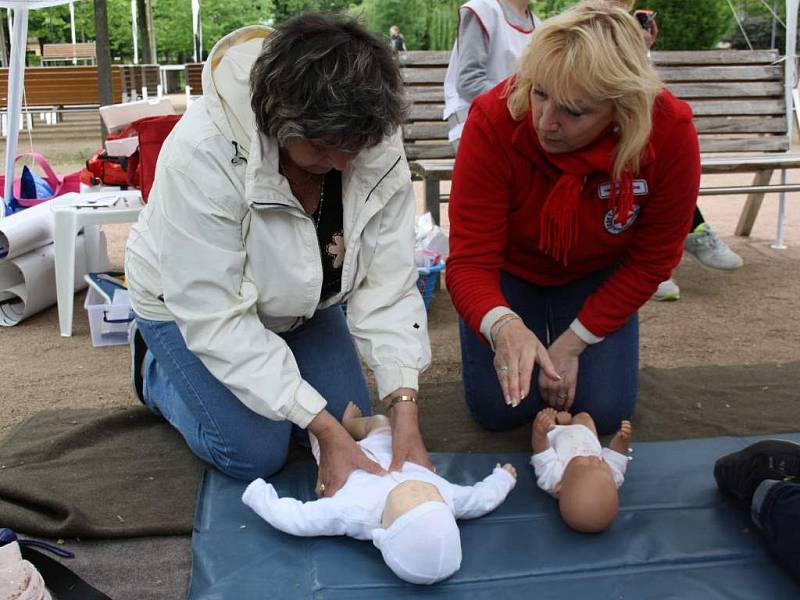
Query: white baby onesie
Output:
[[530, 423, 629, 497], [242, 428, 517, 540]]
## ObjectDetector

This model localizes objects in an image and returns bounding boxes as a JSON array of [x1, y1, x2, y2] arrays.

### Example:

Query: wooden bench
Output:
[[185, 62, 204, 95], [120, 64, 161, 101], [41, 42, 96, 65], [400, 49, 800, 234], [0, 66, 124, 109]]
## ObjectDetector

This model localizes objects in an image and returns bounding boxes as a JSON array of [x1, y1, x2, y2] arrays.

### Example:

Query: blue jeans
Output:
[[460, 270, 638, 435], [753, 480, 800, 579], [134, 306, 371, 480]]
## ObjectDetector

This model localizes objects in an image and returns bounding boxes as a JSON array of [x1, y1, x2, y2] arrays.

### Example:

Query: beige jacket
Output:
[[125, 26, 430, 428]]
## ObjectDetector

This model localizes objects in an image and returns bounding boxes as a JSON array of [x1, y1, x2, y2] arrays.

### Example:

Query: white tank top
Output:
[[443, 0, 538, 142]]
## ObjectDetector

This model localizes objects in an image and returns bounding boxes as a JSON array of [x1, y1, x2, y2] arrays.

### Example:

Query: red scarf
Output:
[[529, 127, 634, 265]]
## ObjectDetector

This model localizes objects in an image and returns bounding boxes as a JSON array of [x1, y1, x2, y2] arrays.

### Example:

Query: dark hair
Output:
[[250, 12, 407, 152]]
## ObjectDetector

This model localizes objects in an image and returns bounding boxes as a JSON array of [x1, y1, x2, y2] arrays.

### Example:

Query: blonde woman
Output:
[[446, 1, 700, 435]]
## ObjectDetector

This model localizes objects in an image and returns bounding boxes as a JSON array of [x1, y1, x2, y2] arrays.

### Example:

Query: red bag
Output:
[[126, 115, 182, 203], [0, 152, 81, 207], [81, 149, 132, 187]]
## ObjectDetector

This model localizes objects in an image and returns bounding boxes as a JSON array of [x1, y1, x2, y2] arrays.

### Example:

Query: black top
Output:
[[313, 169, 344, 303]]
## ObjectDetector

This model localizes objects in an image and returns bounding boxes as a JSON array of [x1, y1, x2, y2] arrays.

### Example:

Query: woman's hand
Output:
[[386, 397, 433, 472], [493, 319, 561, 407], [539, 329, 587, 412], [308, 410, 385, 497]]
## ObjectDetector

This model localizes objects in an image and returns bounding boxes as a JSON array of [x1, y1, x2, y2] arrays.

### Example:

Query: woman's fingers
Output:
[[537, 346, 562, 382]]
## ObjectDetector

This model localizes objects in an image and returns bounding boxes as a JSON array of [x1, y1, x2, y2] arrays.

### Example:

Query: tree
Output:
[[268, 0, 353, 24], [356, 0, 428, 50], [94, 0, 112, 140], [635, 0, 731, 50]]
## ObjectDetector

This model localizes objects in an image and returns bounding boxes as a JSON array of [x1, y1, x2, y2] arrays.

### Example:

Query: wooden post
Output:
[[94, 0, 112, 141], [145, 0, 157, 64], [424, 179, 441, 225], [136, 0, 153, 64], [735, 170, 773, 236]]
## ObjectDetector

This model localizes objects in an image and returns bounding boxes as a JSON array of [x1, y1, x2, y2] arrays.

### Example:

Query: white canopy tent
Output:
[[0, 0, 87, 221]]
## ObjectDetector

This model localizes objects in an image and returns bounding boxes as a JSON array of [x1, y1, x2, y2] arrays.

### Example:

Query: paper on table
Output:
[[0, 232, 105, 326]]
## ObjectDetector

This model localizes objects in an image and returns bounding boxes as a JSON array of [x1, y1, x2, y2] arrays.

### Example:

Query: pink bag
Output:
[[0, 152, 82, 208]]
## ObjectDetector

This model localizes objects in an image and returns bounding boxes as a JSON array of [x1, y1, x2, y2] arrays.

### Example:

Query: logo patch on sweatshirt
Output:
[[597, 179, 649, 199], [604, 204, 641, 234]]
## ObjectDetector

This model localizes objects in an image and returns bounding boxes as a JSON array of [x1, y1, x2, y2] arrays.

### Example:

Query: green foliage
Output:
[[724, 0, 793, 50], [428, 0, 460, 50], [268, 0, 354, 24], [634, 0, 731, 50], [531, 0, 577, 19], [356, 0, 428, 50]]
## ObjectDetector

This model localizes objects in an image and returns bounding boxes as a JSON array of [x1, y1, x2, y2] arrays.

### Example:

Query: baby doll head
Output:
[[372, 480, 461, 585], [557, 455, 619, 533]]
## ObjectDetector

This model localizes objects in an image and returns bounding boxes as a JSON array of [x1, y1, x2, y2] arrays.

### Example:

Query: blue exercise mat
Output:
[[190, 434, 800, 599]]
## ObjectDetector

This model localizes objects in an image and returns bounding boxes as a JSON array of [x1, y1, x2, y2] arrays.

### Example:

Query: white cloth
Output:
[[242, 428, 516, 541], [372, 501, 462, 585], [443, 0, 539, 142], [125, 26, 431, 428], [0, 542, 51, 600], [530, 424, 629, 497]]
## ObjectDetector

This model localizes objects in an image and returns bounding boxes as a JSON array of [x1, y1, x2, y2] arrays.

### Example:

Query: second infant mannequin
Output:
[[531, 407, 632, 533]]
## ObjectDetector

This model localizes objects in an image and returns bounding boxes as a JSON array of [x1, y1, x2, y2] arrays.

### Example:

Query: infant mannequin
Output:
[[243, 403, 518, 585], [531, 408, 632, 533]]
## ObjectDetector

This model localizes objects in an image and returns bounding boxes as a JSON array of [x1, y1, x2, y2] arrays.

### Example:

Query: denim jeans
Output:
[[753, 480, 800, 579], [459, 269, 638, 435], [134, 305, 371, 480]]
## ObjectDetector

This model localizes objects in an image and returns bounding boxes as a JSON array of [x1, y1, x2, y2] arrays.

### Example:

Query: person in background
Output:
[[389, 25, 407, 52], [125, 14, 431, 498], [608, 1, 744, 301], [443, 0, 540, 150], [446, 1, 700, 435]]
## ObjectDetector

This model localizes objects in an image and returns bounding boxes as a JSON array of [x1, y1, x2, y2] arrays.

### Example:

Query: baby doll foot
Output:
[[609, 420, 633, 454], [556, 411, 572, 425], [342, 401, 363, 424]]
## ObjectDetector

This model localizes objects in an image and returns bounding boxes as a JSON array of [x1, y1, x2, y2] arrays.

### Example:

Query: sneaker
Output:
[[130, 321, 147, 405], [685, 223, 744, 271], [714, 440, 800, 510], [651, 278, 680, 301]]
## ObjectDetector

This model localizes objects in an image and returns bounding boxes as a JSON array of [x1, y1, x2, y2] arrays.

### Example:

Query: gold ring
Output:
[[319, 483, 326, 495]]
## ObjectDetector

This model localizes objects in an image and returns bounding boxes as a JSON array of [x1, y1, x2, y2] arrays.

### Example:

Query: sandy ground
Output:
[[1, 124, 799, 437]]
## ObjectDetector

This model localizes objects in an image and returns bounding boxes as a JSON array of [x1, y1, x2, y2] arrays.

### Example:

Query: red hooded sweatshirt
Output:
[[446, 82, 700, 340]]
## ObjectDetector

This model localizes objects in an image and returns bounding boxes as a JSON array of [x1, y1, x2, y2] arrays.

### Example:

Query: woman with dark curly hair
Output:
[[125, 13, 431, 497]]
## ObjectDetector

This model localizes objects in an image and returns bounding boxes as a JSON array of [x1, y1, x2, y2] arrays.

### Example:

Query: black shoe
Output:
[[130, 321, 147, 405], [714, 440, 800, 510]]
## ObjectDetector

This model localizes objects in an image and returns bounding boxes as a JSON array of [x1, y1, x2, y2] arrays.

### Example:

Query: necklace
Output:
[[314, 178, 325, 230]]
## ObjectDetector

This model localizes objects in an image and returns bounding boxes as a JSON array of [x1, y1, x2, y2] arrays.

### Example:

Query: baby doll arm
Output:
[[242, 479, 353, 538], [530, 448, 565, 497], [451, 464, 517, 520]]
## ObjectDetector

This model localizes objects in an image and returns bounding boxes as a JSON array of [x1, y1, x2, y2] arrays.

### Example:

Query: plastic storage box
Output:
[[416, 260, 445, 310], [83, 286, 133, 347]]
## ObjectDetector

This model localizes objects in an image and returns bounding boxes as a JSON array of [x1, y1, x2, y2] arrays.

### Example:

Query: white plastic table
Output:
[[51, 190, 144, 337]]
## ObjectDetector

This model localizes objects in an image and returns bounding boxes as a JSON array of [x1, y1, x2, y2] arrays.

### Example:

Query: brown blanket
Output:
[[0, 406, 203, 538]]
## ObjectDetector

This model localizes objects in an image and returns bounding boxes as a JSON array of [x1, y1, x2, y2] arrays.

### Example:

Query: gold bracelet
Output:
[[386, 394, 417, 411], [490, 314, 520, 346]]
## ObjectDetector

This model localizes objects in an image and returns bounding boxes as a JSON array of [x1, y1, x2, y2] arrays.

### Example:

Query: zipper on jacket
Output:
[[231, 141, 248, 165]]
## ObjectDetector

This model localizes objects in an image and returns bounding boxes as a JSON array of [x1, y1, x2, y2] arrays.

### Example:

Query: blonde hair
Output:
[[506, 0, 662, 179]]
